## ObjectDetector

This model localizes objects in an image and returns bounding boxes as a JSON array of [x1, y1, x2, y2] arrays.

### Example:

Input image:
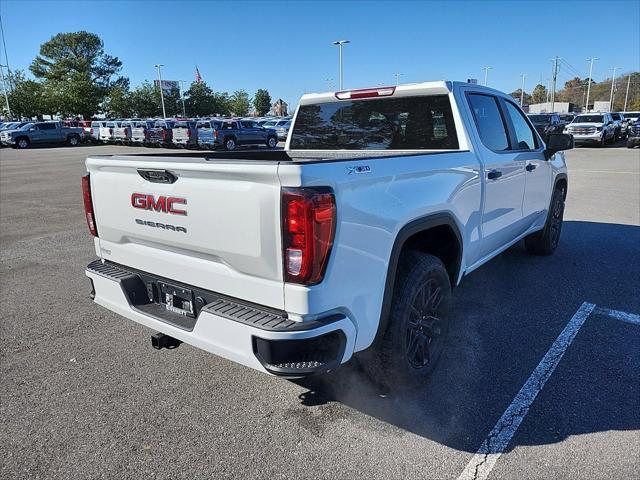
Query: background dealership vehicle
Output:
[[527, 113, 566, 142], [83, 81, 571, 385], [147, 119, 175, 147], [2, 121, 83, 149], [627, 119, 640, 148], [564, 113, 616, 146], [113, 120, 135, 144], [130, 120, 154, 144], [275, 120, 292, 141], [172, 120, 198, 148], [90, 121, 106, 142], [99, 121, 120, 143], [610, 112, 625, 139], [195, 119, 223, 149], [216, 119, 278, 150]]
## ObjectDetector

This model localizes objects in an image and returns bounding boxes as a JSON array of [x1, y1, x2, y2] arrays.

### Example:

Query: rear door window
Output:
[[290, 94, 459, 150], [467, 93, 510, 151]]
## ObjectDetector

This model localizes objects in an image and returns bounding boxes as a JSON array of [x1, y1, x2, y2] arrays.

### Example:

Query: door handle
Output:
[[487, 169, 502, 180], [526, 163, 537, 172]]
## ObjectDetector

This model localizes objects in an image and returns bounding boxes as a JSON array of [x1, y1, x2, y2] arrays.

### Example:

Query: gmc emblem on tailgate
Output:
[[131, 193, 187, 216]]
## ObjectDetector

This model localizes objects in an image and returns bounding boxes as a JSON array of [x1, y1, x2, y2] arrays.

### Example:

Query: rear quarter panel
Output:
[[278, 151, 482, 350]]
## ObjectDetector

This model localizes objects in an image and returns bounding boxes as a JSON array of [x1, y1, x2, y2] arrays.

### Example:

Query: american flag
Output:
[[195, 65, 202, 83]]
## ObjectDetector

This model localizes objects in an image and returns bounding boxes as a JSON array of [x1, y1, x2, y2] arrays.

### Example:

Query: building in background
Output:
[[270, 99, 288, 116], [528, 102, 576, 113]]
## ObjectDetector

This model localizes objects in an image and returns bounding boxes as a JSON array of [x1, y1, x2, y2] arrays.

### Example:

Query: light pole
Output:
[[609, 66, 619, 111], [178, 80, 187, 118], [332, 40, 350, 90], [482, 66, 492, 86], [154, 64, 167, 119], [624, 74, 632, 112], [585, 57, 598, 112], [520, 73, 526, 106], [394, 73, 403, 86], [0, 63, 11, 119]]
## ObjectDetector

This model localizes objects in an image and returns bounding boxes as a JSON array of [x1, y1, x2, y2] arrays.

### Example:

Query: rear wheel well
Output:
[[400, 224, 461, 286]]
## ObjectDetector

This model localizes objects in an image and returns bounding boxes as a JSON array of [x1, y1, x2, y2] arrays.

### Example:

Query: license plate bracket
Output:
[[158, 281, 195, 318]]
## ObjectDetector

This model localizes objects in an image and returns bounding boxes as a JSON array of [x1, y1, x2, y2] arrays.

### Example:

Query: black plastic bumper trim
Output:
[[86, 259, 340, 333], [252, 330, 347, 378]]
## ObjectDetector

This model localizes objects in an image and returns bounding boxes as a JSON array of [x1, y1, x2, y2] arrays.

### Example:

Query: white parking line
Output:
[[594, 306, 640, 326], [457, 302, 596, 480], [457, 301, 640, 480]]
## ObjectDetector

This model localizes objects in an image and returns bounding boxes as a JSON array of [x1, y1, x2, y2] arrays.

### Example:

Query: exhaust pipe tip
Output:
[[151, 332, 182, 350]]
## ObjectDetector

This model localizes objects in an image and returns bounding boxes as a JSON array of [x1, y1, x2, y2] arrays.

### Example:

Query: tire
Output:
[[360, 252, 451, 388], [224, 137, 237, 151], [67, 135, 80, 147], [266, 136, 278, 149], [16, 137, 30, 149], [524, 185, 565, 255], [598, 134, 606, 147]]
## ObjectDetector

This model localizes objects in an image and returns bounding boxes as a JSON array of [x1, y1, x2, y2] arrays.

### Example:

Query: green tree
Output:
[[185, 81, 216, 116], [104, 85, 133, 118], [213, 92, 232, 116], [130, 81, 161, 117], [3, 70, 43, 119], [230, 89, 250, 116], [30, 31, 123, 87], [253, 89, 271, 116], [509, 89, 531, 106], [556, 77, 587, 106], [531, 84, 548, 104], [29, 31, 124, 117]]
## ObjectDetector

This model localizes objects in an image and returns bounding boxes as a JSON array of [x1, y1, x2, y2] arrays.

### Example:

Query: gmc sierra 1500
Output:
[[84, 81, 572, 385]]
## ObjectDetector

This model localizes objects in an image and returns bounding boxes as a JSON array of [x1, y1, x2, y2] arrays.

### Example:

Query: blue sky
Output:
[[2, 0, 638, 108]]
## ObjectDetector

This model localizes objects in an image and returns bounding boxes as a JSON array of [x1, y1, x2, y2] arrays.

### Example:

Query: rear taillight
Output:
[[144, 128, 149, 138], [162, 129, 168, 139], [82, 174, 98, 237], [213, 130, 218, 139], [187, 129, 191, 138], [109, 128, 113, 135], [282, 187, 336, 285]]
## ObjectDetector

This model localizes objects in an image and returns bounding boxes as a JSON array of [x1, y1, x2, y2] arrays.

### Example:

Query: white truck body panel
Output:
[[87, 157, 285, 309]]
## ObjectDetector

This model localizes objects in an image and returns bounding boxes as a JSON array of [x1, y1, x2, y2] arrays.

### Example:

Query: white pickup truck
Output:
[[83, 81, 572, 385]]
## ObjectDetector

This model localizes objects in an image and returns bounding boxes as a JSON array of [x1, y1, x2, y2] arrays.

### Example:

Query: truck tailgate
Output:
[[86, 155, 285, 309]]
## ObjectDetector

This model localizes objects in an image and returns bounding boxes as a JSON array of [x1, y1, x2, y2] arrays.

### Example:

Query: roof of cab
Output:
[[298, 80, 508, 105]]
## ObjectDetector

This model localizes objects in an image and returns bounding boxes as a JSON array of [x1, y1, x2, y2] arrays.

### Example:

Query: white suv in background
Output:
[[564, 113, 616, 146]]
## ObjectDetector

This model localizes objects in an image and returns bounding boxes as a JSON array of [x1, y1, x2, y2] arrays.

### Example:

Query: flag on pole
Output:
[[195, 65, 202, 83]]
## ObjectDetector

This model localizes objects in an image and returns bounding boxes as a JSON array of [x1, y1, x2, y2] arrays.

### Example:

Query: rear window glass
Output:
[[290, 95, 459, 150]]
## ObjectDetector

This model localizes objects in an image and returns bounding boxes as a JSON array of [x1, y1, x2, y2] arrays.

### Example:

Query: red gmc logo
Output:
[[131, 193, 187, 216]]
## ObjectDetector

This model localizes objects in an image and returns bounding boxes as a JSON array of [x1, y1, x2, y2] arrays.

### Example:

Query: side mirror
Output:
[[544, 133, 573, 160]]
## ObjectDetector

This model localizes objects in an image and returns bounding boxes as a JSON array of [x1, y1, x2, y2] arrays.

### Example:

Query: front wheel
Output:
[[360, 252, 451, 387], [266, 136, 278, 149], [16, 138, 30, 149], [224, 137, 237, 151], [524, 185, 565, 255]]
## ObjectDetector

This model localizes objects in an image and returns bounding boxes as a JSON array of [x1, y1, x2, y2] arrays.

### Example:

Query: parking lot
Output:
[[1, 143, 638, 479]]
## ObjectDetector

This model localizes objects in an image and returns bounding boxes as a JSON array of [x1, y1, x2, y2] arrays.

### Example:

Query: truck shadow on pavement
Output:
[[292, 220, 640, 453]]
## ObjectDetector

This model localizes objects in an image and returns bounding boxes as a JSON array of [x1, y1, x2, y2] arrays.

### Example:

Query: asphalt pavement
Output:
[[1, 142, 638, 479]]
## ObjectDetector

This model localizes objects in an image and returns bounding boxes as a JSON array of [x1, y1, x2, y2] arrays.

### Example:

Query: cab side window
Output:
[[467, 93, 510, 151], [503, 101, 538, 150]]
